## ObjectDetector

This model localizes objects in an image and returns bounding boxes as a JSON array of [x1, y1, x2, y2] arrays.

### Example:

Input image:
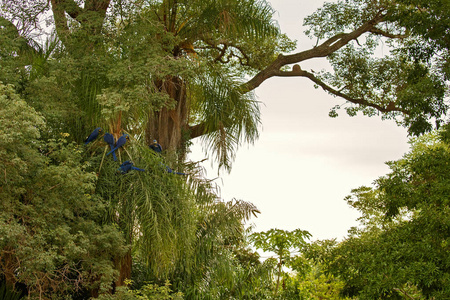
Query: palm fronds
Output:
[[191, 62, 261, 171], [95, 140, 196, 278]]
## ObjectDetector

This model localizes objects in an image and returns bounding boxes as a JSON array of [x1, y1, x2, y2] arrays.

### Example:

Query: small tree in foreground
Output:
[[251, 228, 311, 297]]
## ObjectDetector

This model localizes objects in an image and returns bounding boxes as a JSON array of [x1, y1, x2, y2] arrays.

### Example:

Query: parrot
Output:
[[118, 161, 145, 174], [107, 133, 128, 156], [149, 139, 162, 153], [165, 165, 186, 176], [84, 127, 102, 145], [103, 133, 117, 161]]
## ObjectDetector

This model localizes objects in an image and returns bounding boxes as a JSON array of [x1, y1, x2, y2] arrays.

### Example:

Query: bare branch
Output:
[[201, 38, 251, 66]]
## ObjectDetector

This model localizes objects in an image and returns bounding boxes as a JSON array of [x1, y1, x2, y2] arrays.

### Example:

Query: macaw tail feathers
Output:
[[131, 167, 145, 172], [106, 147, 117, 156], [109, 146, 117, 161]]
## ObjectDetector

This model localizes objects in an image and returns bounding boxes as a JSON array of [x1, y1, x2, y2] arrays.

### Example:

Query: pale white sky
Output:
[[190, 0, 411, 241]]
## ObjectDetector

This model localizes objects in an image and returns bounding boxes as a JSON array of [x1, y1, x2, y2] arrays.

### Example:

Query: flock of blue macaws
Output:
[[84, 128, 185, 175]]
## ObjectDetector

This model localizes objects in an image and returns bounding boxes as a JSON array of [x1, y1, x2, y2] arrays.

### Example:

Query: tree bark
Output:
[[115, 251, 132, 287], [146, 76, 190, 154]]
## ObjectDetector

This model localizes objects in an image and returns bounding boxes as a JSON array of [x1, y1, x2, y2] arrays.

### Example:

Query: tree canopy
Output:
[[310, 126, 450, 299]]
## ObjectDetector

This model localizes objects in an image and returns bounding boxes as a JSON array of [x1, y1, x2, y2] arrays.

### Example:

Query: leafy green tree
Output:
[[251, 228, 311, 297], [0, 83, 128, 298], [1, 2, 269, 295], [97, 280, 184, 300], [2, 0, 289, 170], [296, 240, 353, 300], [229, 245, 277, 299], [170, 197, 261, 298], [295, 268, 349, 300], [316, 126, 450, 299], [2, 0, 449, 166]]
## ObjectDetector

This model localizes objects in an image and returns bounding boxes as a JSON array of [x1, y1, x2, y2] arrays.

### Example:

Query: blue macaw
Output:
[[103, 133, 117, 161], [107, 133, 128, 156], [149, 139, 162, 153], [84, 127, 102, 145], [165, 165, 186, 176], [118, 160, 145, 174]]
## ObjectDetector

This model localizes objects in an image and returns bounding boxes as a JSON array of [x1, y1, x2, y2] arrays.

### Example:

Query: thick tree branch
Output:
[[189, 12, 406, 141], [200, 38, 251, 66], [242, 11, 387, 93], [50, 0, 111, 52], [189, 122, 209, 139], [61, 0, 84, 20], [50, 0, 111, 27], [320, 33, 347, 47], [50, 0, 71, 41], [85, 0, 111, 14]]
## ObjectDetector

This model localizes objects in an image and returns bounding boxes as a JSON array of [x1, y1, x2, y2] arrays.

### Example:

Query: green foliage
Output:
[[0, 281, 23, 300], [304, 0, 450, 135], [191, 62, 261, 171], [296, 271, 348, 300], [251, 228, 311, 297], [3, 0, 450, 298], [388, 0, 450, 52], [251, 228, 311, 259], [0, 83, 127, 298], [97, 280, 183, 300], [172, 196, 262, 299], [314, 126, 450, 299], [94, 142, 197, 279]]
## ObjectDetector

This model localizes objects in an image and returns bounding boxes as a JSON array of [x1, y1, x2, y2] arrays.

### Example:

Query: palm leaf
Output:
[[96, 140, 196, 277], [190, 62, 261, 171]]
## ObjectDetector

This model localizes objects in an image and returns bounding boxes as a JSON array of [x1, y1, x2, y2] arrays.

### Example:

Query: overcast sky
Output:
[[189, 0, 411, 241]]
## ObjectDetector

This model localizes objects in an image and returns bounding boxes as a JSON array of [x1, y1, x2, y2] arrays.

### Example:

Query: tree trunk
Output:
[[146, 76, 189, 155], [115, 250, 132, 287], [274, 258, 282, 297]]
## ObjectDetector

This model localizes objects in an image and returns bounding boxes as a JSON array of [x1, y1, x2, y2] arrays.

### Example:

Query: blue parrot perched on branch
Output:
[[149, 139, 162, 153], [84, 127, 102, 145], [103, 133, 117, 161], [107, 133, 128, 156], [118, 161, 145, 174], [165, 165, 186, 176]]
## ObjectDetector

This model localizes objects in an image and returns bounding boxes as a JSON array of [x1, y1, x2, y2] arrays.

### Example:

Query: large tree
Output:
[[2, 0, 449, 168]]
